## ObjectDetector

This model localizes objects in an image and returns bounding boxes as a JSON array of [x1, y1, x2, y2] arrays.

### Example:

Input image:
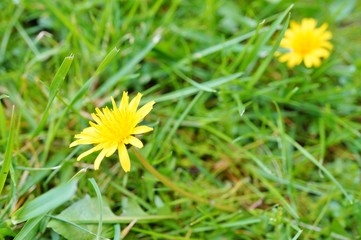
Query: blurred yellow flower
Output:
[[278, 18, 332, 68], [70, 92, 155, 172]]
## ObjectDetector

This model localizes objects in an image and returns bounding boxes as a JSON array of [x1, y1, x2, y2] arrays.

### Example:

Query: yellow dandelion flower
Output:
[[70, 92, 155, 172], [278, 18, 333, 68]]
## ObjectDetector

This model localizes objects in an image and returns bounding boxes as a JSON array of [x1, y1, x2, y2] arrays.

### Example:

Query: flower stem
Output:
[[133, 149, 235, 212]]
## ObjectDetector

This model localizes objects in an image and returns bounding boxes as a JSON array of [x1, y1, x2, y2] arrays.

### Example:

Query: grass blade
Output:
[[0, 106, 16, 196], [247, 11, 291, 88], [151, 72, 243, 103], [13, 214, 46, 240], [94, 30, 162, 98], [0, 95, 9, 142], [0, 6, 23, 64], [11, 180, 78, 224], [284, 134, 352, 203], [32, 54, 74, 137], [95, 47, 120, 75]]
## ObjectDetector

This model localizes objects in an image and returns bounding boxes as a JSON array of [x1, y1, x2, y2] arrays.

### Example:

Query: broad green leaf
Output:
[[11, 180, 77, 223], [48, 195, 116, 240], [47, 195, 176, 235], [121, 197, 148, 217]]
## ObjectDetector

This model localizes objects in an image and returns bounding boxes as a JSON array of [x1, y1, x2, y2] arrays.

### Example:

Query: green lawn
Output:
[[1, 0, 361, 239]]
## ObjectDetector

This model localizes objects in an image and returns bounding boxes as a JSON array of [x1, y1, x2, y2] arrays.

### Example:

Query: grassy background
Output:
[[1, 0, 361, 239]]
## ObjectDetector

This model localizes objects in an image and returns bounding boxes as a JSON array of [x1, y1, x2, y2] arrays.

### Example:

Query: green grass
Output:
[[1, 0, 361, 239]]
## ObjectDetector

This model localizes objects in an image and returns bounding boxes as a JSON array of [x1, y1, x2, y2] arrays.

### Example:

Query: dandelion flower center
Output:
[[278, 18, 333, 68], [70, 92, 155, 172]]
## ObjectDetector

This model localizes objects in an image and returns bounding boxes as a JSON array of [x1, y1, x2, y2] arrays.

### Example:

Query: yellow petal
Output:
[[69, 139, 81, 147], [304, 55, 318, 68], [318, 23, 329, 33], [118, 144, 130, 172], [280, 39, 291, 48], [136, 101, 155, 122], [278, 53, 291, 63], [95, 108, 105, 121], [127, 136, 144, 148], [302, 18, 316, 31], [91, 113, 102, 125], [70, 139, 92, 147], [120, 91, 129, 110], [94, 149, 107, 170], [284, 30, 295, 39], [321, 41, 333, 50], [132, 125, 153, 134], [105, 144, 118, 157], [285, 53, 302, 68], [111, 96, 117, 109], [313, 48, 330, 58], [320, 31, 332, 41], [313, 57, 321, 67], [129, 93, 142, 112], [290, 20, 300, 30], [77, 145, 102, 161]]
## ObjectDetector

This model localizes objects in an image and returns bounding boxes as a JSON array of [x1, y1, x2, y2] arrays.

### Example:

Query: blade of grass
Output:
[[15, 23, 40, 56], [41, 0, 97, 53], [233, 20, 264, 72], [244, 5, 293, 74], [155, 91, 203, 159], [174, 137, 223, 187], [0, 95, 9, 141], [7, 85, 36, 129], [11, 180, 78, 224], [31, 54, 74, 137], [95, 47, 120, 75], [13, 214, 47, 240], [247, 12, 291, 88], [93, 30, 162, 98], [0, 6, 23, 64], [151, 72, 243, 103], [249, 165, 299, 219], [192, 217, 261, 232], [131, 227, 198, 240], [0, 106, 15, 196], [183, 29, 267, 63], [284, 134, 352, 203], [174, 70, 216, 93], [274, 102, 297, 210], [18, 153, 67, 196], [134, 149, 236, 212]]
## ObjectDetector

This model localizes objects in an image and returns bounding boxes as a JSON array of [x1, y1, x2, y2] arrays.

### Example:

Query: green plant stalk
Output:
[[133, 149, 235, 212]]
